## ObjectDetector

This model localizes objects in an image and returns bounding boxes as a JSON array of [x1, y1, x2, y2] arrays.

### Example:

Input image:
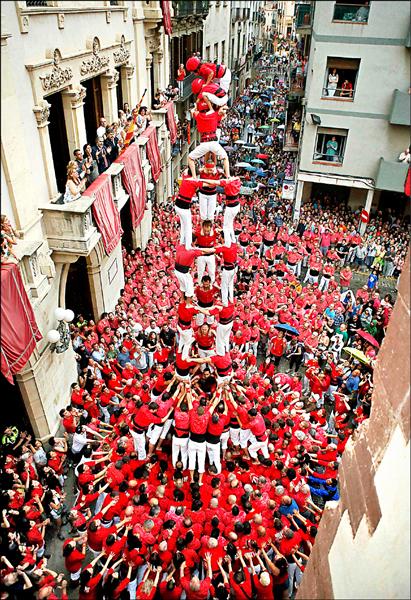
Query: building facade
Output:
[[294, 0, 410, 226], [1, 0, 174, 438]]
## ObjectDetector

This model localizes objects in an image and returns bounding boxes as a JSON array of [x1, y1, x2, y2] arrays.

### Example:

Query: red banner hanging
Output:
[[84, 174, 123, 255], [404, 168, 411, 197], [1, 263, 42, 384], [141, 125, 162, 183], [165, 101, 177, 145], [115, 144, 147, 228], [161, 0, 172, 35]]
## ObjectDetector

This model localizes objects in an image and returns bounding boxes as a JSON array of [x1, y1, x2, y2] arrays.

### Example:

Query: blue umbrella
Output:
[[264, 102, 271, 106], [251, 159, 266, 165], [220, 140, 228, 145], [274, 323, 300, 336], [245, 165, 257, 171], [255, 168, 267, 176], [260, 93, 270, 99]]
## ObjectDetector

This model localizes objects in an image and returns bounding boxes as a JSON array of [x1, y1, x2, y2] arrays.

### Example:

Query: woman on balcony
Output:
[[63, 161, 87, 203], [327, 68, 339, 97]]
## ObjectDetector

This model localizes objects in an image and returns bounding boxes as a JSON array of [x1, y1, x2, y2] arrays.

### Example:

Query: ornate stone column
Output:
[[145, 54, 153, 108], [123, 63, 137, 107], [61, 85, 87, 155], [32, 100, 59, 200], [100, 69, 119, 124]]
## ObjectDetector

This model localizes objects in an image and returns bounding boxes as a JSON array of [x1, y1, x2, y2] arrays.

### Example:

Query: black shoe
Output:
[[44, 553, 51, 559]]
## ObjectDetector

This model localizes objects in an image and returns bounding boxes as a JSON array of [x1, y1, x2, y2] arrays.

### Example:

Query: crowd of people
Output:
[[1, 40, 409, 600]]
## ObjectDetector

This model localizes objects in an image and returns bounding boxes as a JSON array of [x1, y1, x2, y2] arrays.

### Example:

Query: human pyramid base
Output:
[[1, 46, 392, 600]]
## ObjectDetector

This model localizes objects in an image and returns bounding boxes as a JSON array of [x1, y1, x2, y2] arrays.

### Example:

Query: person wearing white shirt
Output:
[[96, 117, 107, 139], [145, 321, 161, 336]]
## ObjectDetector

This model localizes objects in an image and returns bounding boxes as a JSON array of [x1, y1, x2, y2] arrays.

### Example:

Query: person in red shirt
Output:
[[174, 244, 215, 299], [180, 550, 213, 600], [63, 538, 87, 584], [187, 389, 220, 485], [78, 552, 112, 600], [186, 56, 231, 92], [269, 331, 286, 366], [175, 175, 205, 250], [197, 161, 221, 221], [213, 301, 235, 356], [219, 177, 242, 246], [188, 97, 229, 178], [177, 296, 210, 360], [319, 260, 335, 292], [195, 274, 219, 326], [194, 219, 217, 283], [193, 77, 229, 107], [215, 242, 238, 306]]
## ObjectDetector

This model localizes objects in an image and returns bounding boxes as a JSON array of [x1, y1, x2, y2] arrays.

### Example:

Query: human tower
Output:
[[164, 57, 270, 485]]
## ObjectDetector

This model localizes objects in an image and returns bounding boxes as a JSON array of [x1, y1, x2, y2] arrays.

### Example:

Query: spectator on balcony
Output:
[[325, 137, 339, 162], [104, 128, 119, 164], [96, 116, 107, 139], [340, 79, 353, 98], [152, 91, 163, 110], [123, 102, 131, 118], [92, 137, 110, 174], [398, 147, 410, 163], [73, 149, 87, 179], [135, 106, 152, 137], [63, 161, 87, 203], [177, 63, 186, 97], [327, 69, 339, 97], [82, 143, 99, 185]]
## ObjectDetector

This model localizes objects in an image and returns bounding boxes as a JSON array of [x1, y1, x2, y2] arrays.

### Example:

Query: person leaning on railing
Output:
[[63, 161, 87, 204]]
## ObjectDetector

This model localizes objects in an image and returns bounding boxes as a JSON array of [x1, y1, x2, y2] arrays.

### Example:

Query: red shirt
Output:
[[181, 575, 211, 600], [178, 302, 197, 329], [190, 410, 210, 435], [211, 352, 232, 376], [194, 110, 219, 134], [215, 244, 238, 267], [196, 285, 218, 307], [176, 245, 203, 268], [195, 228, 216, 248], [178, 178, 203, 202]]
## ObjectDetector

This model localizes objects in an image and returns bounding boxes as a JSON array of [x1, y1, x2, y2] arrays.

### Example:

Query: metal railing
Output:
[[172, 0, 210, 18], [322, 86, 355, 99], [333, 3, 370, 22], [175, 72, 196, 102], [295, 3, 312, 28], [313, 151, 344, 164]]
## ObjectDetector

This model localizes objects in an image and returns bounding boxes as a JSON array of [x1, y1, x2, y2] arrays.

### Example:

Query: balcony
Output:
[[172, 0, 209, 19], [295, 3, 312, 29], [375, 157, 409, 193], [389, 90, 411, 126], [176, 72, 196, 102]]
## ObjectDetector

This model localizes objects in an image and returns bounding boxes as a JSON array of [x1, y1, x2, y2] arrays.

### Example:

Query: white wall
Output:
[[203, 0, 231, 64], [328, 427, 410, 600]]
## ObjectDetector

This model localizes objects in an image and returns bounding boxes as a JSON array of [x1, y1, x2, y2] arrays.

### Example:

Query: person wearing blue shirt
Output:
[[344, 369, 361, 394], [367, 270, 379, 291], [117, 346, 131, 367], [308, 476, 340, 502]]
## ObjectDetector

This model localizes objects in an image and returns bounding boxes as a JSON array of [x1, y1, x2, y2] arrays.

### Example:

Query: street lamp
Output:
[[146, 182, 155, 206], [46, 307, 74, 353]]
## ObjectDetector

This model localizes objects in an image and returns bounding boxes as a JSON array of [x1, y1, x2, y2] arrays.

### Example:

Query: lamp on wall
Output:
[[146, 182, 155, 206], [46, 307, 74, 353], [310, 114, 321, 125]]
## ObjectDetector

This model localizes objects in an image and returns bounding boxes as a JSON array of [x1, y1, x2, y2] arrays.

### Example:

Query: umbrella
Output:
[[357, 330, 380, 348], [256, 153, 269, 159], [243, 144, 257, 150], [251, 159, 266, 165], [260, 94, 270, 100], [276, 124, 285, 130], [235, 162, 252, 168], [219, 140, 228, 145], [264, 102, 271, 106], [259, 125, 271, 129], [274, 323, 300, 336], [270, 118, 280, 123], [245, 165, 257, 171], [243, 181, 258, 188], [224, 146, 235, 152], [235, 140, 246, 145], [255, 168, 267, 176], [343, 347, 371, 365]]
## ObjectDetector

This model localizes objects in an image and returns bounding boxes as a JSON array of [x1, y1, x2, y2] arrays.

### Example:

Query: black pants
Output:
[[289, 356, 303, 372]]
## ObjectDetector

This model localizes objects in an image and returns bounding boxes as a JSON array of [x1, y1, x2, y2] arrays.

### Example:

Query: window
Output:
[[322, 57, 360, 100], [221, 40, 225, 63], [206, 45, 210, 61], [313, 128, 348, 165], [333, 1, 370, 23], [25, 1, 49, 5], [214, 42, 218, 61]]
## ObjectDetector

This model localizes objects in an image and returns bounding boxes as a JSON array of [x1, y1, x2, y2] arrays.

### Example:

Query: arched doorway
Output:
[[65, 257, 94, 322], [0, 374, 33, 437], [120, 199, 134, 252]]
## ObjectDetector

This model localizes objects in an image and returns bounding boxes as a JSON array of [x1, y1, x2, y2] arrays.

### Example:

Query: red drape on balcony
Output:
[[0, 263, 42, 384], [161, 0, 172, 35], [115, 144, 147, 228], [141, 125, 162, 183], [165, 101, 177, 145], [405, 168, 411, 197], [84, 174, 122, 255]]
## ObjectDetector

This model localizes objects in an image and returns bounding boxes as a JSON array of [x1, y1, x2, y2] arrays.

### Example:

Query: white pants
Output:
[[217, 373, 232, 386], [189, 141, 228, 161], [318, 276, 331, 291], [188, 439, 207, 473], [304, 270, 319, 285], [172, 435, 189, 469], [175, 206, 193, 250], [206, 441, 222, 473], [221, 430, 230, 450], [199, 192, 217, 221], [147, 423, 163, 445], [216, 321, 233, 356], [130, 430, 146, 460], [202, 91, 229, 106], [196, 312, 214, 326], [221, 267, 236, 305], [215, 67, 231, 92], [287, 263, 298, 277], [248, 434, 269, 459], [177, 326, 195, 360], [197, 254, 216, 283], [159, 418, 173, 441], [174, 270, 195, 297], [223, 204, 241, 246], [229, 427, 241, 446], [239, 429, 251, 449]]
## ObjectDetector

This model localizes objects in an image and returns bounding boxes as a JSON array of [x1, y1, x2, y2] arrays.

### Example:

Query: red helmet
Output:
[[186, 56, 201, 72], [191, 77, 204, 95]]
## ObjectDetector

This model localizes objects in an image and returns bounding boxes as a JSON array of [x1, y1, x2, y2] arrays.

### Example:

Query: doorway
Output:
[[47, 90, 70, 194], [65, 257, 94, 322], [115, 67, 124, 115], [120, 199, 133, 252], [0, 374, 33, 437], [311, 183, 350, 208], [82, 76, 104, 144]]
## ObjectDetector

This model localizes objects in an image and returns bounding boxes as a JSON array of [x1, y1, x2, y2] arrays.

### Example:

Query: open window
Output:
[[333, 1, 370, 23], [313, 127, 348, 165], [322, 57, 360, 100]]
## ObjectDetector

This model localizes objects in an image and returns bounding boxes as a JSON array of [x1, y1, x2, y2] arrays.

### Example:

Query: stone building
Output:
[[0, 0, 174, 438]]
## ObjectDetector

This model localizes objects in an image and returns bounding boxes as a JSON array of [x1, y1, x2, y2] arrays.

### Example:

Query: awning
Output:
[[140, 125, 162, 183], [115, 144, 146, 229], [83, 174, 123, 255], [1, 263, 42, 384], [165, 101, 177, 145], [389, 89, 411, 126], [160, 0, 172, 35], [375, 158, 409, 193]]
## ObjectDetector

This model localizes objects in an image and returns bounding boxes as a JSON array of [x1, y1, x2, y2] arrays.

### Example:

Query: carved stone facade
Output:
[[39, 49, 73, 92], [80, 37, 110, 76], [113, 35, 131, 65]]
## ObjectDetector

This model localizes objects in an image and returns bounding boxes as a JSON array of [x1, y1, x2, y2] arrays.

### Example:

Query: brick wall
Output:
[[297, 250, 410, 600]]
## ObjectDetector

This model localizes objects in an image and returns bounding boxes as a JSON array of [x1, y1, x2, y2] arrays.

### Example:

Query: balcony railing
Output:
[[175, 72, 196, 103], [333, 3, 370, 22], [172, 0, 210, 18], [321, 86, 356, 100], [313, 151, 345, 165]]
